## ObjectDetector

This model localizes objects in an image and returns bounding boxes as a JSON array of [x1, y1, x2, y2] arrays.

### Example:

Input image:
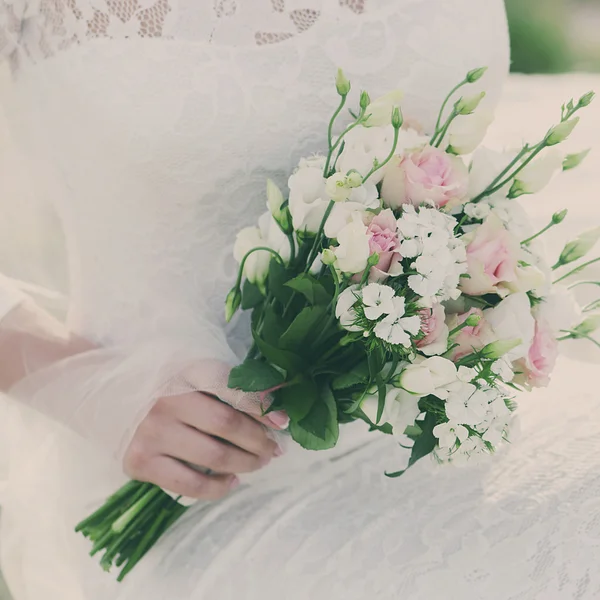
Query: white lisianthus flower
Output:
[[233, 227, 271, 285], [361, 386, 421, 439], [447, 110, 494, 155], [361, 283, 396, 320], [463, 202, 491, 221], [323, 182, 379, 239], [364, 90, 404, 127], [433, 421, 469, 450], [325, 173, 353, 202], [335, 285, 362, 332], [468, 148, 520, 201], [510, 148, 563, 197], [374, 297, 421, 347], [537, 285, 582, 335], [484, 293, 536, 361], [333, 215, 371, 274], [288, 156, 329, 233], [258, 212, 291, 263]]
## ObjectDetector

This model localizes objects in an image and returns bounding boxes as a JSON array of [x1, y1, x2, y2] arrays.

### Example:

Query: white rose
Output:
[[364, 90, 404, 127], [537, 285, 583, 335], [288, 160, 328, 233], [484, 293, 535, 361], [511, 148, 563, 196], [333, 215, 371, 274], [447, 110, 494, 155], [233, 226, 271, 285]]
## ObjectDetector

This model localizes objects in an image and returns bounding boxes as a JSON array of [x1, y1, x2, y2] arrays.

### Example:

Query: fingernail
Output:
[[268, 411, 290, 429], [229, 476, 240, 490]]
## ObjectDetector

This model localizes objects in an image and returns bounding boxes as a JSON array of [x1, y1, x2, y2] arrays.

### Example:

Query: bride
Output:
[[1, 0, 598, 598]]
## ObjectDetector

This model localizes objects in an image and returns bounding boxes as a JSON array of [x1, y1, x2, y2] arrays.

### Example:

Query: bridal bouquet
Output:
[[77, 68, 599, 580]]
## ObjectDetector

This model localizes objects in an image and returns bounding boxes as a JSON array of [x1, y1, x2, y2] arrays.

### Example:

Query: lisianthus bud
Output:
[[465, 314, 482, 327], [552, 209, 568, 225], [563, 149, 590, 171], [335, 68, 351, 96], [546, 117, 580, 146], [346, 170, 363, 188], [225, 287, 242, 322], [325, 173, 352, 202], [267, 179, 285, 220], [578, 91, 596, 107], [466, 66, 488, 83], [455, 92, 486, 116], [481, 339, 522, 360], [360, 91, 371, 111], [572, 314, 600, 336], [363, 90, 403, 127], [391, 106, 403, 129], [557, 226, 600, 266], [321, 248, 336, 265]]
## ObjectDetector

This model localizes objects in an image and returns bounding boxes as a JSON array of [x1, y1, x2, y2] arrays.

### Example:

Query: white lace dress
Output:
[[1, 1, 598, 599]]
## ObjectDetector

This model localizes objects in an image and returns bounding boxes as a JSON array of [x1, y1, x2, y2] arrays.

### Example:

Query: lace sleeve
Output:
[[0, 0, 25, 60]]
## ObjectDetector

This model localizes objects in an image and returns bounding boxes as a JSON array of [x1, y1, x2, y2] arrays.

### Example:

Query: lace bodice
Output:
[[1, 0, 396, 69]]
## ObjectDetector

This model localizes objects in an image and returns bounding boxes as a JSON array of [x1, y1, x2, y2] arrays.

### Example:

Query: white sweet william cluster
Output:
[[396, 205, 467, 303]]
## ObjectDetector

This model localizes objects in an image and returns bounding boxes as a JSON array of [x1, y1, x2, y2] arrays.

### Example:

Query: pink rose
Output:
[[460, 214, 521, 296], [446, 308, 494, 360], [514, 318, 558, 389], [380, 145, 469, 210], [362, 209, 403, 283], [416, 303, 449, 356]]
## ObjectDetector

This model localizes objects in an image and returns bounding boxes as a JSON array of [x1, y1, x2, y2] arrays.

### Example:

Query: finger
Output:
[[159, 422, 270, 474], [142, 456, 239, 501], [182, 360, 289, 430], [170, 393, 280, 459]]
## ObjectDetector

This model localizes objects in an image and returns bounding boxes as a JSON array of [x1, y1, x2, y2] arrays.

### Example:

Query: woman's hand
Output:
[[123, 366, 288, 501]]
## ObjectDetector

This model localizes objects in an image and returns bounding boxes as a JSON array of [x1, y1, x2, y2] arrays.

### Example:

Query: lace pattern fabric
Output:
[[1, 0, 374, 68]]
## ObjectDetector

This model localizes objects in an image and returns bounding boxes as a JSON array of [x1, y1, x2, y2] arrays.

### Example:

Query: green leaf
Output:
[[253, 333, 306, 375], [289, 386, 339, 450], [407, 411, 438, 469], [367, 346, 385, 381], [268, 260, 294, 305], [228, 359, 285, 393], [404, 423, 423, 440], [332, 362, 370, 390], [280, 306, 326, 351], [285, 274, 331, 306], [375, 374, 386, 424], [277, 379, 318, 422], [260, 304, 287, 346], [241, 280, 264, 310]]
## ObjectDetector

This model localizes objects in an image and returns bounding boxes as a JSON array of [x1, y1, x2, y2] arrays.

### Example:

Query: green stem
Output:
[[328, 94, 347, 151], [488, 143, 546, 196], [432, 109, 458, 149], [554, 257, 600, 284], [522, 221, 555, 246], [111, 487, 162, 535], [568, 280, 600, 290], [362, 124, 401, 183], [559, 330, 600, 350], [305, 200, 335, 273], [470, 145, 530, 203], [433, 79, 467, 139], [323, 109, 366, 177]]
